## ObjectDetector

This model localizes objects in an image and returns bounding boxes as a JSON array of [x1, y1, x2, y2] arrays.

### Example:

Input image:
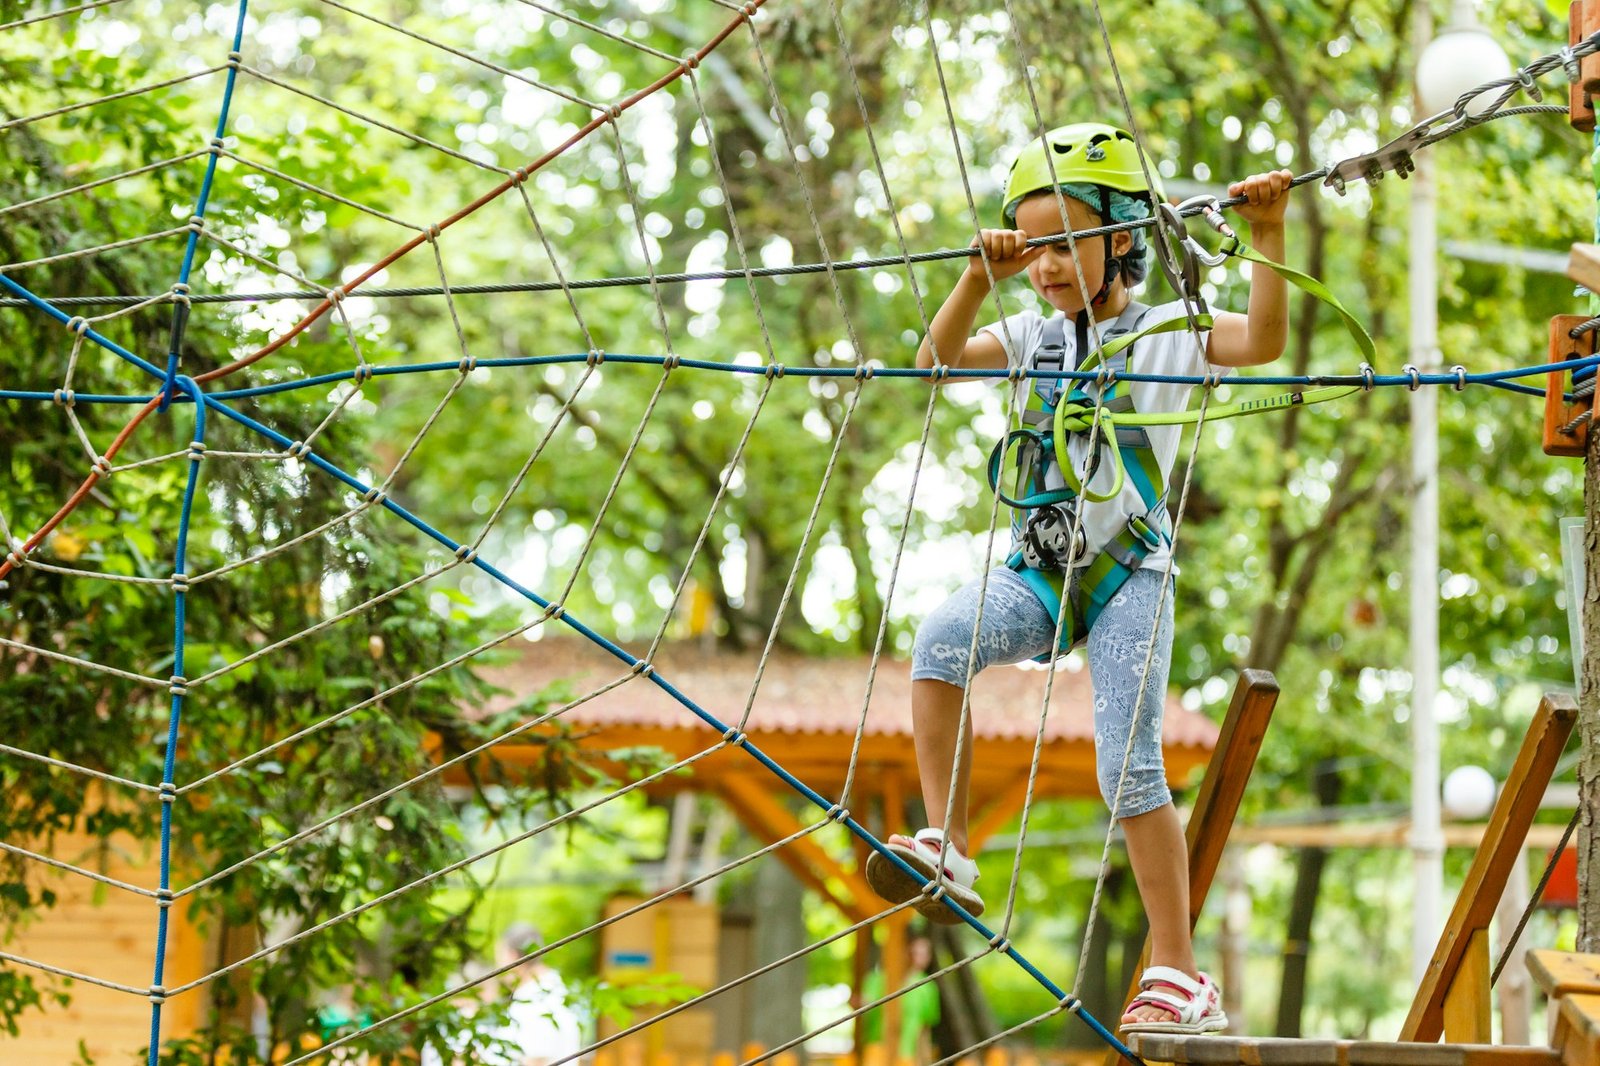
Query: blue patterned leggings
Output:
[[910, 566, 1175, 818]]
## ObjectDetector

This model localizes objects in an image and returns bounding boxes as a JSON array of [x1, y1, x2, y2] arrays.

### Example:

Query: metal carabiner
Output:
[[1176, 193, 1238, 243]]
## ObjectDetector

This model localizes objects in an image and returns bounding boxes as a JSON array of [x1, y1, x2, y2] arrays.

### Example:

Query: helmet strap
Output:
[[1089, 185, 1118, 308]]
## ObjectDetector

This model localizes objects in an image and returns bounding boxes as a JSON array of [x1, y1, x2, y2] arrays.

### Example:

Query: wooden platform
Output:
[[1127, 1034, 1561, 1066]]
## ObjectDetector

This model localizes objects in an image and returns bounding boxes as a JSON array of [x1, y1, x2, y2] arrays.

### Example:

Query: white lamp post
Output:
[[1407, 0, 1509, 986]]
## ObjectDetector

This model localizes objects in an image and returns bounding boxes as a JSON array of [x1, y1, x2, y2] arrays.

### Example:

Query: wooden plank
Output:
[[1544, 316, 1596, 458], [1401, 694, 1579, 1042], [1104, 671, 1279, 1063], [1230, 822, 1577, 851], [711, 774, 879, 925], [1570, 245, 1600, 296], [1529, 951, 1600, 999], [1130, 1034, 1563, 1066], [1574, 0, 1596, 133], [1442, 928, 1493, 1043]]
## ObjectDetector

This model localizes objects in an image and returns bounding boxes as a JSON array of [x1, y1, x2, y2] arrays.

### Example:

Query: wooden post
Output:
[[1103, 671, 1280, 1065], [1400, 695, 1578, 1041]]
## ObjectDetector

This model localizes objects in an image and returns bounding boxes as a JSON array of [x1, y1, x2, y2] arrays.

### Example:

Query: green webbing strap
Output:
[[1225, 238, 1376, 363]]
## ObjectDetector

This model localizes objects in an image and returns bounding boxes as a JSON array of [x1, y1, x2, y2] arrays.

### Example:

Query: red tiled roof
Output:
[[482, 636, 1217, 751]]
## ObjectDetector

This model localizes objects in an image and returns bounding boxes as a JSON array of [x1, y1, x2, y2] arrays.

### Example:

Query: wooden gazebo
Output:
[[445, 634, 1219, 1055]]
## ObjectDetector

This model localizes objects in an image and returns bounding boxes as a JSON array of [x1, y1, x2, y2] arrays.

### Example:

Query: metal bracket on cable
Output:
[[1322, 114, 1450, 194]]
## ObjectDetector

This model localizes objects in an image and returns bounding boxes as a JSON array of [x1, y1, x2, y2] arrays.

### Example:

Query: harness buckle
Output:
[[1127, 511, 1165, 552]]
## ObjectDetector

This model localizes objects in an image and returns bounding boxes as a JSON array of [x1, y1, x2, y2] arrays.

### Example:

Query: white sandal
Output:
[[1119, 966, 1228, 1035], [864, 827, 984, 925]]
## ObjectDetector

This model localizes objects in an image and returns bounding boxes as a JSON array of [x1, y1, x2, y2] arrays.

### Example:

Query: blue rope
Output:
[[146, 376, 205, 1066], [157, 0, 249, 414]]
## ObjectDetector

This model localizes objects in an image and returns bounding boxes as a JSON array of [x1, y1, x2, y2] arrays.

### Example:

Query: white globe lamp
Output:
[[1442, 764, 1497, 821], [1416, 21, 1513, 118]]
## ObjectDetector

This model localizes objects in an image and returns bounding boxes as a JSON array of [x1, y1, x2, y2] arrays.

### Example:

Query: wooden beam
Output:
[[1231, 822, 1577, 851], [1555, 993, 1600, 1066], [1104, 671, 1279, 1064], [1529, 951, 1600, 1000], [1570, 244, 1600, 295], [1402, 694, 1579, 1042], [711, 773, 879, 926]]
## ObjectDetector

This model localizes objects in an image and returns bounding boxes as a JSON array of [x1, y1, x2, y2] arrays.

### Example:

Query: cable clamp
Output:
[[52, 388, 75, 407], [92, 455, 113, 478], [721, 726, 745, 746], [170, 573, 190, 594], [453, 544, 478, 564], [1450, 365, 1467, 391], [285, 440, 310, 459], [66, 315, 89, 335], [458, 355, 477, 374], [1358, 362, 1375, 392], [586, 349, 606, 367], [169, 675, 189, 696], [1402, 363, 1421, 391], [1517, 68, 1543, 102], [1562, 46, 1581, 83]]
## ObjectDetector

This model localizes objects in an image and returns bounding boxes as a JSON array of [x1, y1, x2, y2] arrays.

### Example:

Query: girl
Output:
[[866, 122, 1293, 1035]]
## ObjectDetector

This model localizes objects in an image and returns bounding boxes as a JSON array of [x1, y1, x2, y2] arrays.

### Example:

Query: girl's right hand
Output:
[[965, 228, 1046, 284]]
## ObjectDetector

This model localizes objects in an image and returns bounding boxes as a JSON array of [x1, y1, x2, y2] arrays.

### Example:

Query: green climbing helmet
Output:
[[1001, 123, 1166, 227]]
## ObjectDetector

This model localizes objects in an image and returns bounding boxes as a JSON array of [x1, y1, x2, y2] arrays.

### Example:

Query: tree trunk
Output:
[[1579, 426, 1600, 949], [1275, 759, 1341, 1035]]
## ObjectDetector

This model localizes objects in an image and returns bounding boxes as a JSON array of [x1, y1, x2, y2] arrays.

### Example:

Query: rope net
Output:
[[0, 1, 1586, 1064]]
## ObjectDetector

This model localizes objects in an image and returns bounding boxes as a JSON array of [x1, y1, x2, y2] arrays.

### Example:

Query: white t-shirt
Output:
[[978, 300, 1231, 575]]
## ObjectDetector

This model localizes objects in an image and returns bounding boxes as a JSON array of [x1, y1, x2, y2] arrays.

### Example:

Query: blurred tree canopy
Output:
[[0, 0, 1591, 1056]]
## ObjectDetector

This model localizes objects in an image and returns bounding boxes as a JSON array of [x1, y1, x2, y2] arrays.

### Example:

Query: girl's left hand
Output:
[[1228, 169, 1294, 226]]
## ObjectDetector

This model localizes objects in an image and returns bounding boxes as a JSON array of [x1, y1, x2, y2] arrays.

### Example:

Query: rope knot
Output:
[[170, 572, 190, 594], [453, 544, 478, 564], [208, 137, 224, 153], [542, 602, 566, 621], [854, 363, 875, 381], [91, 455, 112, 478], [606, 104, 623, 121], [1450, 365, 1467, 391], [512, 167, 531, 185], [5, 549, 27, 569], [630, 660, 654, 678], [681, 51, 700, 71], [362, 486, 387, 505], [1203, 369, 1226, 389], [823, 803, 850, 823], [586, 349, 606, 367], [929, 364, 950, 382], [52, 388, 75, 407], [188, 214, 206, 229], [168, 675, 188, 696], [1006, 364, 1026, 382], [187, 441, 206, 462], [170, 283, 192, 307], [425, 223, 442, 241], [721, 726, 745, 746], [326, 286, 345, 306], [148, 986, 167, 1004], [988, 934, 1010, 953], [156, 888, 174, 905], [1358, 362, 1375, 392], [158, 782, 177, 800], [920, 881, 947, 903], [742, 1, 758, 16], [662, 353, 681, 371], [352, 363, 374, 384], [458, 355, 477, 374], [285, 440, 311, 459], [1094, 366, 1115, 388], [764, 362, 785, 379], [226, 50, 242, 67], [66, 315, 88, 335]]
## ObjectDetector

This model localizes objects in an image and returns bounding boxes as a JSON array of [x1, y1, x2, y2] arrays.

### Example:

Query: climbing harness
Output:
[[984, 194, 1376, 658]]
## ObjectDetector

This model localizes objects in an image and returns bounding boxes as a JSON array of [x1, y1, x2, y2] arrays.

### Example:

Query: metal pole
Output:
[[1409, 0, 1445, 987]]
